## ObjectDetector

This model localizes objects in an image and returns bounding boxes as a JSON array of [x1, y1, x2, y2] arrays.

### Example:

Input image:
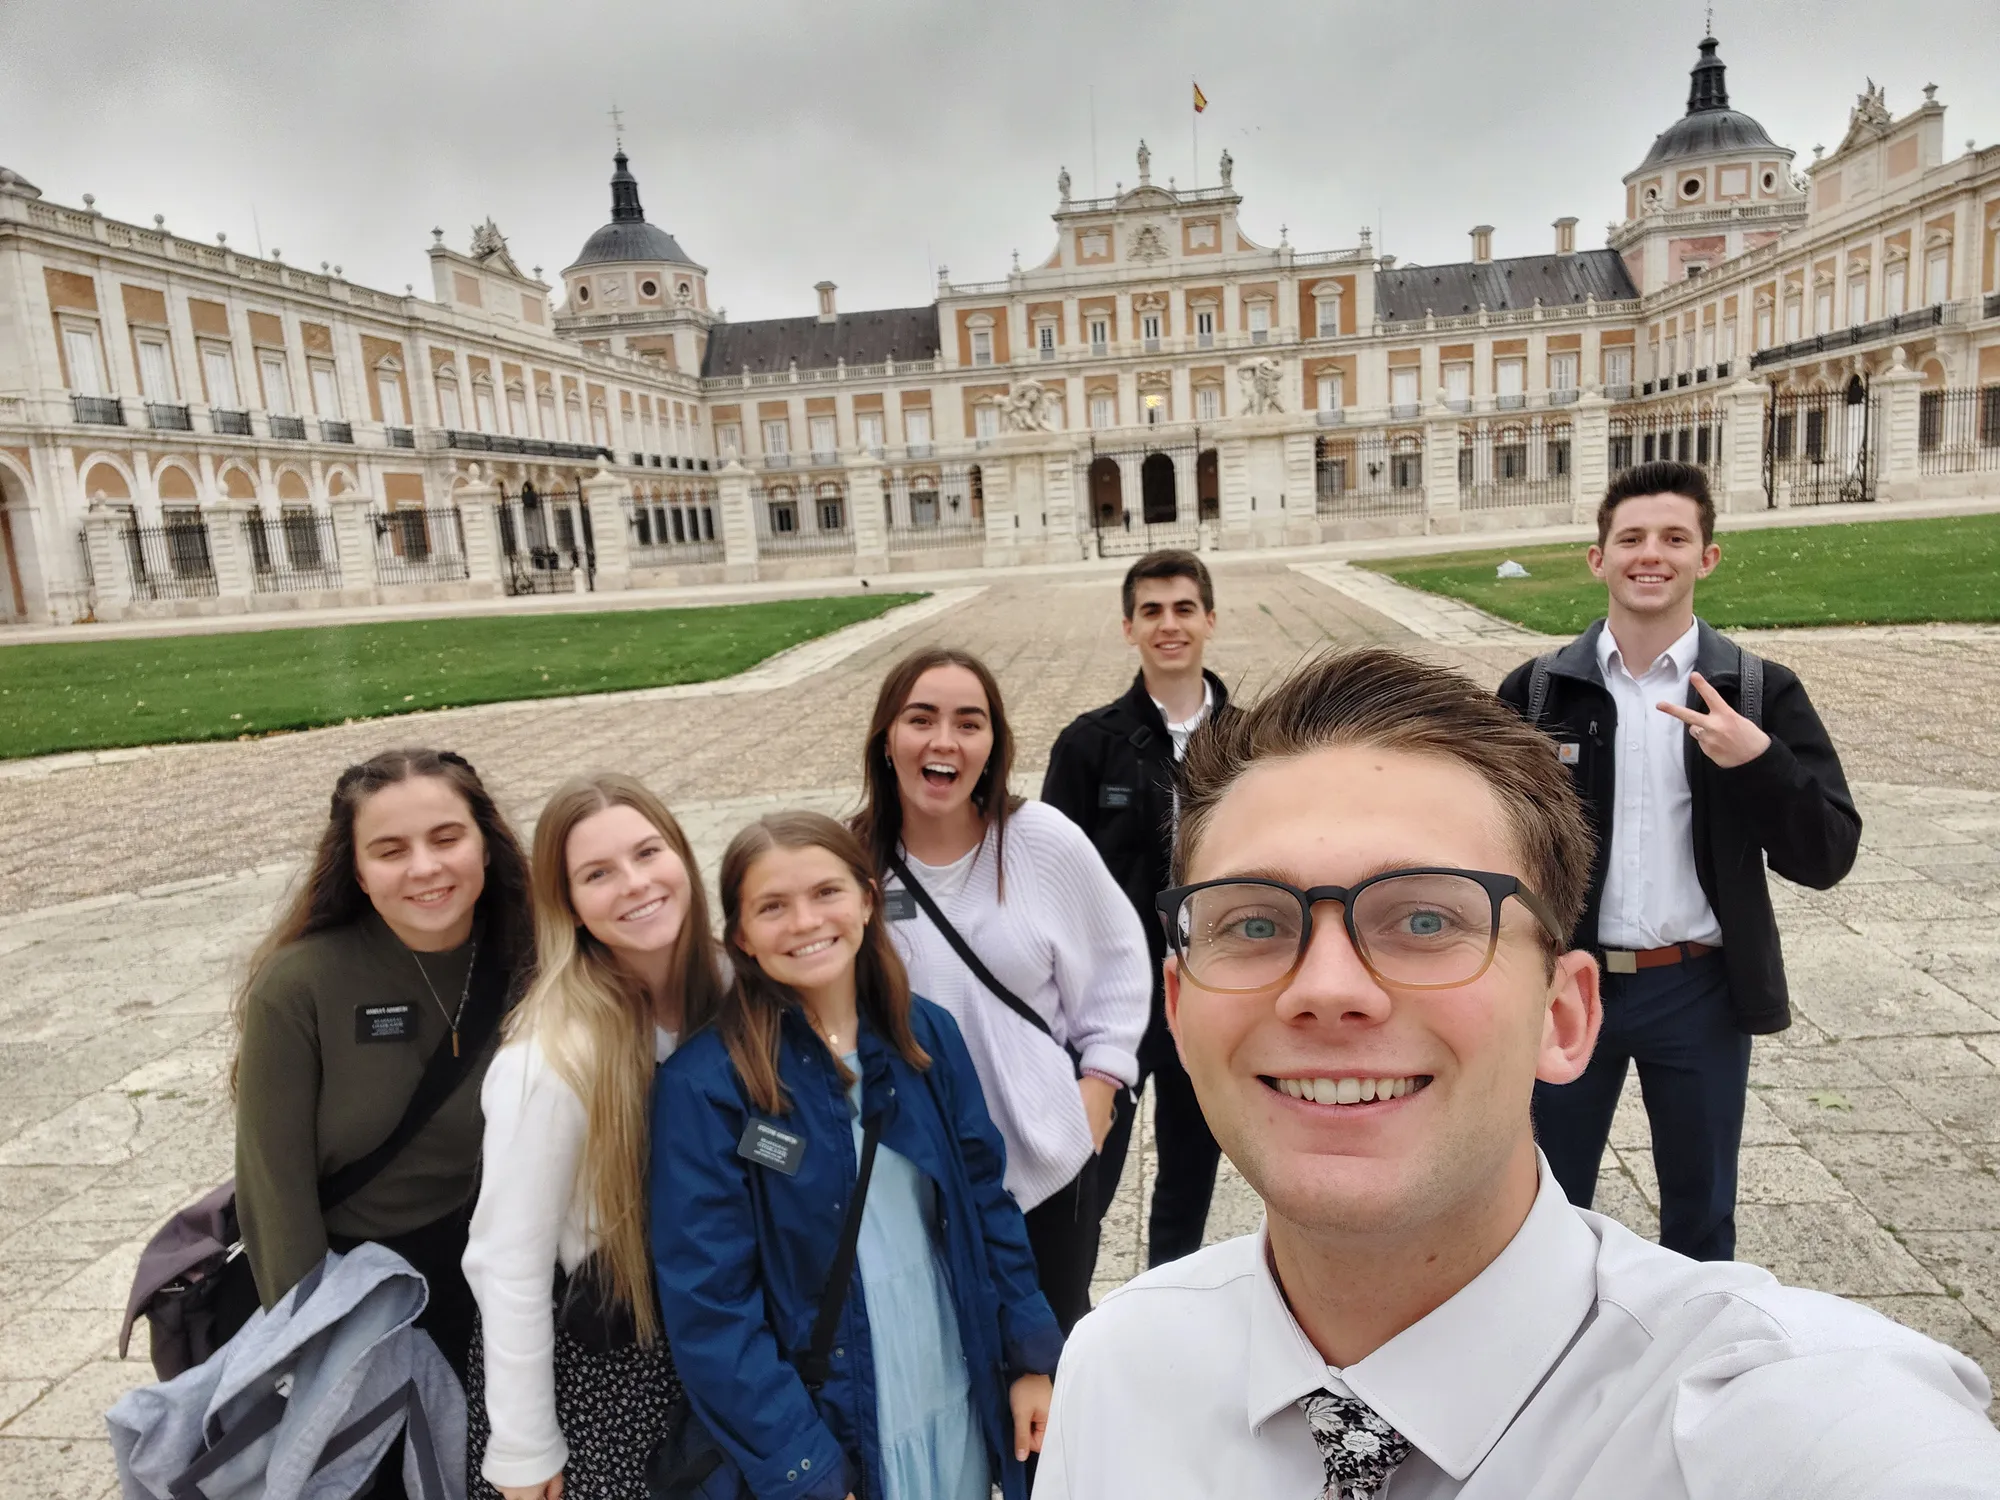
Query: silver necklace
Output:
[[409, 937, 479, 1057]]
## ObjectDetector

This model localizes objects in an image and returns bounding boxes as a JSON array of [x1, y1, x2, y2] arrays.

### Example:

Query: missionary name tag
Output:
[[1098, 783, 1135, 810], [737, 1119, 808, 1176], [883, 888, 918, 922], [1556, 742, 1581, 766], [355, 1003, 416, 1044]]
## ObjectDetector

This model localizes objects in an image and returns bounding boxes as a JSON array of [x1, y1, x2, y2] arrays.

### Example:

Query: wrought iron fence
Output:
[[497, 486, 594, 593], [147, 403, 192, 431], [1607, 406, 1725, 480], [123, 517, 218, 600], [884, 462, 986, 552], [1917, 388, 2000, 475], [1457, 418, 1574, 509], [75, 529, 96, 614], [1314, 433, 1425, 517], [1764, 381, 1877, 506], [71, 394, 124, 425], [269, 414, 307, 441], [754, 478, 855, 559], [628, 488, 723, 565], [372, 506, 470, 585], [244, 509, 341, 592], [211, 408, 252, 436]]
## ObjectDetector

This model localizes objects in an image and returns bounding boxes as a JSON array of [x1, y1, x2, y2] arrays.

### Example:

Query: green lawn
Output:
[[1358, 513, 2000, 634], [0, 594, 922, 760]]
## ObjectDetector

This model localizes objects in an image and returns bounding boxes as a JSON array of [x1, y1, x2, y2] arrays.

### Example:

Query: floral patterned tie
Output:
[[1298, 1391, 1412, 1500]]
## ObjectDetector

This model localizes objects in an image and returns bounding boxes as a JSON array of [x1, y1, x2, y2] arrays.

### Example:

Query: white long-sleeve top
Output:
[[885, 799, 1151, 1210], [462, 1025, 676, 1490]]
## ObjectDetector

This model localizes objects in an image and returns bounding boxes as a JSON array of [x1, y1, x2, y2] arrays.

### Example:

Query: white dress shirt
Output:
[[1037, 1162, 1999, 1499], [463, 1024, 677, 1489], [1595, 621, 1724, 950], [1149, 677, 1214, 762]]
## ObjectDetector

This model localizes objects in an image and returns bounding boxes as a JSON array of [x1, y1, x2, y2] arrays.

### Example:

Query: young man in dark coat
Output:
[[1498, 459, 1860, 1261], [1042, 550, 1235, 1266]]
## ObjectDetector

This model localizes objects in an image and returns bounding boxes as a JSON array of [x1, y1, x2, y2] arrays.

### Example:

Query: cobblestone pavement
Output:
[[3, 562, 1999, 1491]]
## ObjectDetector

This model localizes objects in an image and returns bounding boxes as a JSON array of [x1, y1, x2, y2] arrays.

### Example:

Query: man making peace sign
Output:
[[1499, 460, 1860, 1261]]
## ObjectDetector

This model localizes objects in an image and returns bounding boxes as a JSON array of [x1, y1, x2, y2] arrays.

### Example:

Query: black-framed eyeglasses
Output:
[[1156, 868, 1564, 994]]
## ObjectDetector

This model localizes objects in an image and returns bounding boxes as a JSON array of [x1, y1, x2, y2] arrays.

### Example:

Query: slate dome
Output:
[[566, 150, 693, 270], [1637, 37, 1779, 168]]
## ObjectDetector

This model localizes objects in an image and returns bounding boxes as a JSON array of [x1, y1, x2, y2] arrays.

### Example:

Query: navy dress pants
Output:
[[1533, 951, 1751, 1261]]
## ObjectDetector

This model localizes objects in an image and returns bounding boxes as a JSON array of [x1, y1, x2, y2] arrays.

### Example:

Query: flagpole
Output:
[[1191, 77, 1199, 189]]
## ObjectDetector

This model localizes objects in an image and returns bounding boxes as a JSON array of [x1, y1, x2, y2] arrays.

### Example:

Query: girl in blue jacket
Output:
[[651, 810, 1063, 1500]]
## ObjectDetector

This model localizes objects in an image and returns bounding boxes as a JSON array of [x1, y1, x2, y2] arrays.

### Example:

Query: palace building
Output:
[[0, 35, 1995, 623]]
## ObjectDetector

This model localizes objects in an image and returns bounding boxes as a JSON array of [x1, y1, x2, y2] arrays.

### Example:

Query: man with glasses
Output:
[[1499, 461, 1859, 1261], [1038, 647, 1994, 1498]]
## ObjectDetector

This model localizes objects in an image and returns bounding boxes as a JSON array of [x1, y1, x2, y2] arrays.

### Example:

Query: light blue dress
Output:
[[843, 1053, 991, 1500]]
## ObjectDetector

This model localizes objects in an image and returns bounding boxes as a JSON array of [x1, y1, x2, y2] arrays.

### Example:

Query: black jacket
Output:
[[1041, 669, 1236, 1035], [1498, 619, 1860, 1035]]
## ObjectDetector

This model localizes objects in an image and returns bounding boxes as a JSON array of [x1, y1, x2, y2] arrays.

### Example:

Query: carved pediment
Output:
[[469, 218, 526, 278], [1129, 223, 1171, 262]]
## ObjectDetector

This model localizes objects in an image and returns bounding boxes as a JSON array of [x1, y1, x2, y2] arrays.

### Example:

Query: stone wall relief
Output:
[[1003, 380, 1065, 432], [1239, 356, 1284, 414]]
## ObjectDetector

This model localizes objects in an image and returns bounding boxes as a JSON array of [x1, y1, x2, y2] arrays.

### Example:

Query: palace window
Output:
[[1316, 371, 1344, 410], [1550, 352, 1578, 393], [975, 402, 1000, 438], [261, 353, 293, 415], [1721, 319, 1736, 364], [1784, 298, 1802, 341], [1884, 262, 1907, 314], [1089, 317, 1109, 353], [1089, 393, 1115, 429], [474, 380, 498, 433], [717, 420, 742, 455], [1847, 276, 1868, 327], [1194, 307, 1215, 347], [136, 336, 176, 401], [1604, 347, 1631, 389], [569, 397, 588, 442], [1247, 300, 1271, 343], [1141, 312, 1162, 348], [858, 411, 885, 452], [905, 407, 932, 447], [1391, 367, 1419, 409], [591, 403, 611, 447], [1924, 247, 1949, 305], [1038, 323, 1056, 357], [971, 328, 993, 366], [508, 385, 530, 435], [1496, 359, 1525, 400], [1813, 285, 1833, 334], [1196, 384, 1220, 421], [809, 414, 837, 458], [310, 360, 342, 419], [1444, 363, 1471, 406], [63, 324, 107, 396], [762, 417, 790, 456], [537, 387, 556, 437], [1143, 392, 1165, 425], [1314, 287, 1342, 338], [202, 344, 239, 408], [1754, 305, 1772, 349], [379, 366, 407, 425]]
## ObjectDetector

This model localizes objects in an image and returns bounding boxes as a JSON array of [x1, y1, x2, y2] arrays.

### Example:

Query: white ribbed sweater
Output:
[[886, 799, 1151, 1210]]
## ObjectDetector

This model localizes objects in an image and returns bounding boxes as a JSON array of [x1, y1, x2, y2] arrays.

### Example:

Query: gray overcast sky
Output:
[[3, 0, 1995, 324]]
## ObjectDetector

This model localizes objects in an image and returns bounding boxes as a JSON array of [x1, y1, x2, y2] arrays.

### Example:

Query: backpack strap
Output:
[[1524, 649, 1559, 728], [1738, 648, 1765, 728]]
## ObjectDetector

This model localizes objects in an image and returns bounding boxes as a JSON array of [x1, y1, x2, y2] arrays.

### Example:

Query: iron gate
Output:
[[1084, 435, 1209, 558], [497, 484, 594, 594], [1764, 379, 1876, 508]]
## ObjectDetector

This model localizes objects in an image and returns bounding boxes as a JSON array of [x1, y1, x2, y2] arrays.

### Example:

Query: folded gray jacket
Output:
[[107, 1241, 466, 1500]]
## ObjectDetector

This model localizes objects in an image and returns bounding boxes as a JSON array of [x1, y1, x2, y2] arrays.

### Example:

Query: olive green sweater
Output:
[[235, 908, 499, 1308]]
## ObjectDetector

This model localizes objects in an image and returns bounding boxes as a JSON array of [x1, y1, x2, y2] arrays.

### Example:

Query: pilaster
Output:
[[326, 495, 378, 596], [1874, 352, 1925, 503], [203, 499, 256, 609], [582, 468, 634, 591], [1423, 413, 1462, 532], [1719, 379, 1772, 514], [716, 457, 759, 582], [848, 454, 889, 573], [453, 475, 506, 595], [82, 501, 136, 622], [1572, 390, 1611, 524]]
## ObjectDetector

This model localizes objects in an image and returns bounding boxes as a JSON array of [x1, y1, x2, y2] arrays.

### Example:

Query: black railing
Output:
[[211, 408, 252, 436], [884, 463, 986, 552], [443, 429, 612, 463], [1459, 417, 1573, 510], [628, 490, 723, 565], [385, 426, 415, 448], [72, 394, 125, 425], [1315, 433, 1424, 518], [1609, 406, 1725, 480], [147, 402, 192, 431], [319, 419, 354, 445], [753, 478, 855, 559], [1986, 292, 2000, 320], [123, 518, 218, 600], [269, 414, 307, 440], [1765, 385, 1877, 506], [1749, 304, 1949, 371], [497, 486, 594, 593], [245, 510, 342, 592], [75, 529, 97, 613], [373, 507, 470, 585], [1917, 388, 2000, 475]]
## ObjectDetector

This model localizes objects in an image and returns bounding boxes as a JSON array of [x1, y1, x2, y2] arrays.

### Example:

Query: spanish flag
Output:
[[1193, 81, 1208, 113]]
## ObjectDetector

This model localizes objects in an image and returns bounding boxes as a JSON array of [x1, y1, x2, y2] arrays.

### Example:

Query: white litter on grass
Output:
[[1495, 560, 1531, 579]]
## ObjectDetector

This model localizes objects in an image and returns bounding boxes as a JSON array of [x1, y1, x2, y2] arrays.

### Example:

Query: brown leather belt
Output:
[[1600, 941, 1718, 975]]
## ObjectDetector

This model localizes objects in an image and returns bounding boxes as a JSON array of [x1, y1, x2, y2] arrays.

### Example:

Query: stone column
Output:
[[453, 473, 506, 596], [979, 452, 1016, 565], [583, 468, 634, 591], [1874, 349, 1924, 503], [1571, 390, 1612, 524], [327, 494, 378, 597], [1281, 430, 1318, 544], [848, 453, 889, 574], [1043, 447, 1084, 560], [716, 456, 759, 583], [203, 499, 256, 609], [82, 501, 137, 621], [1423, 412, 1462, 533], [1217, 436, 1254, 548], [1719, 378, 1772, 514]]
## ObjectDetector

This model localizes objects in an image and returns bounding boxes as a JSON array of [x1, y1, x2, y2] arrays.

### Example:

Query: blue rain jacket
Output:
[[651, 997, 1062, 1500]]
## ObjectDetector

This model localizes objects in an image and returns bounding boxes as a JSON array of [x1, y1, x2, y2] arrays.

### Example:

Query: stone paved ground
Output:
[[3, 558, 1999, 1492]]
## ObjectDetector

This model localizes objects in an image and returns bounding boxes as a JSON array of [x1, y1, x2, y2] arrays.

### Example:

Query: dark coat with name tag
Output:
[[1041, 669, 1235, 1048], [1498, 618, 1861, 1035], [651, 998, 1062, 1500]]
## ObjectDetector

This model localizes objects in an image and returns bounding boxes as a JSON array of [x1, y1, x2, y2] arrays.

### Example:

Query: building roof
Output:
[[1638, 37, 1779, 168], [1375, 248, 1637, 321], [566, 150, 694, 271], [702, 306, 941, 377]]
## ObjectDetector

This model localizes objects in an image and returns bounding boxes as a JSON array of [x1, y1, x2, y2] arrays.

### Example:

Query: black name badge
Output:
[[1099, 783, 1135, 810], [355, 1003, 416, 1044], [883, 888, 918, 922], [736, 1119, 808, 1176]]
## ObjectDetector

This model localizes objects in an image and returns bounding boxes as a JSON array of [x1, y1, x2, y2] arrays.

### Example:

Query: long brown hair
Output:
[[232, 748, 533, 1087], [717, 811, 930, 1115], [852, 646, 1022, 895], [507, 774, 724, 1343]]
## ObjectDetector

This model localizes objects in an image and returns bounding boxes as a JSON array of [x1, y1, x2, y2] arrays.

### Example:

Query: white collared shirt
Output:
[[1594, 621, 1723, 950], [1037, 1164, 1999, 1499], [1149, 678, 1214, 763]]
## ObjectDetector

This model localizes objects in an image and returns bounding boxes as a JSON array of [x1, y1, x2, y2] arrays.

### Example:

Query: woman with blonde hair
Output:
[[464, 773, 725, 1500]]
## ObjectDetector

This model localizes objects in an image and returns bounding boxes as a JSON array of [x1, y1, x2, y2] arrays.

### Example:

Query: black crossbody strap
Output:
[[795, 1112, 883, 1391], [887, 853, 1053, 1042], [318, 938, 509, 1213]]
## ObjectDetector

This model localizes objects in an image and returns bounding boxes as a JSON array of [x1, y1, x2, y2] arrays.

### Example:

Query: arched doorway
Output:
[[1196, 449, 1219, 520], [1089, 456, 1122, 524], [1141, 452, 1177, 523]]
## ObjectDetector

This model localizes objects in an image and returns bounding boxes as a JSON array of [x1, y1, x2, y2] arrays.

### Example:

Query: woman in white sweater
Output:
[[854, 647, 1151, 1331], [462, 774, 725, 1500]]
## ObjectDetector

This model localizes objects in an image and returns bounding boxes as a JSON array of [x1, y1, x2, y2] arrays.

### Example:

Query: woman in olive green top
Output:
[[234, 747, 533, 1384]]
